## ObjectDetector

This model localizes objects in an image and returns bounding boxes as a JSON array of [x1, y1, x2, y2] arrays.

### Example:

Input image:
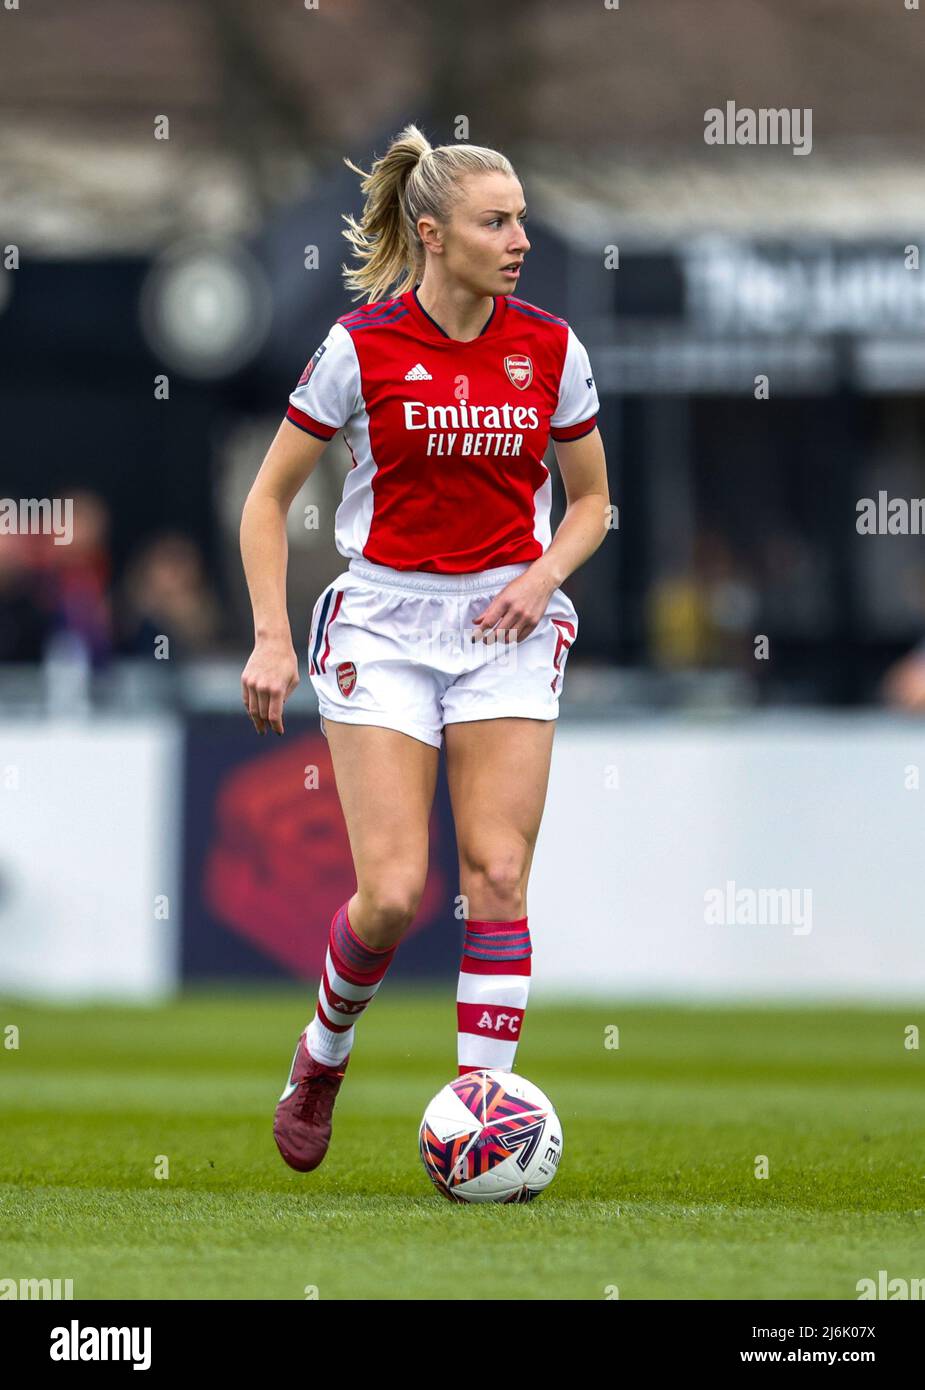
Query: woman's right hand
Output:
[[241, 635, 301, 735]]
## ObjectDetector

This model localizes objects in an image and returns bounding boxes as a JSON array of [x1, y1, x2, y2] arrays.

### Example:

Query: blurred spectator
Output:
[[38, 491, 113, 670], [0, 492, 112, 668], [881, 642, 925, 712], [758, 531, 830, 636], [649, 531, 759, 671], [0, 534, 50, 662], [648, 567, 710, 669], [118, 531, 224, 660]]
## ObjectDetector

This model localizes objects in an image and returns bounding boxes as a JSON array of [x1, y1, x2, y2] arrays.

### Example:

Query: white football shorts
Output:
[[306, 557, 579, 749]]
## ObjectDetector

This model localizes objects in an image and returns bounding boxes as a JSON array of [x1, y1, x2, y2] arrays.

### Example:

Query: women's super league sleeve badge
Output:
[[297, 341, 328, 387], [503, 354, 533, 390]]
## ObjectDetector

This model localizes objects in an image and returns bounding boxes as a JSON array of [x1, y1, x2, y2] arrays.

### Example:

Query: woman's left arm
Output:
[[532, 427, 611, 589], [471, 428, 611, 643]]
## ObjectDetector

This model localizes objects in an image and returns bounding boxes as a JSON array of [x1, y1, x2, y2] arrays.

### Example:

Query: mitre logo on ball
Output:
[[336, 661, 357, 696], [503, 354, 533, 390]]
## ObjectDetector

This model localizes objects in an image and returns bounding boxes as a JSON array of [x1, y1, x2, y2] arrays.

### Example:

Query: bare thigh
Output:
[[323, 719, 441, 949], [444, 717, 556, 922]]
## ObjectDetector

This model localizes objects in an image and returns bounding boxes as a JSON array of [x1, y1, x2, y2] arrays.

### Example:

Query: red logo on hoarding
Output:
[[503, 354, 533, 390], [336, 661, 357, 696], [201, 734, 448, 976]]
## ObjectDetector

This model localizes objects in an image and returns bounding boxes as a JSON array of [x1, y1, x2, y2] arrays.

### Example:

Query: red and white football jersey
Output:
[[286, 286, 599, 574]]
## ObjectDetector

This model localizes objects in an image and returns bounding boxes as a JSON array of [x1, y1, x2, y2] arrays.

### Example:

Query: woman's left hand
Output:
[[470, 565, 557, 644]]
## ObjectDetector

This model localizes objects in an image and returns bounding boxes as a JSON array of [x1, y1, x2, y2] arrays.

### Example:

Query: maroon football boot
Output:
[[273, 1033, 349, 1172]]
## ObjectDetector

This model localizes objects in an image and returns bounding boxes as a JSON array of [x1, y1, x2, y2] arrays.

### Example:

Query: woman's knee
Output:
[[459, 845, 530, 915], [352, 875, 427, 948]]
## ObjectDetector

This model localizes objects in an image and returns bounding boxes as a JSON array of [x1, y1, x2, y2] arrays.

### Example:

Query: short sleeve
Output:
[[549, 326, 600, 442], [286, 323, 361, 441]]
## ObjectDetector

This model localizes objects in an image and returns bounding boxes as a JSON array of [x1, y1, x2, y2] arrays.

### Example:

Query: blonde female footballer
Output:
[[239, 125, 610, 1173]]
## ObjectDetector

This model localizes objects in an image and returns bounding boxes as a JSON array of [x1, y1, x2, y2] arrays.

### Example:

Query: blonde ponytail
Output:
[[340, 123, 516, 303]]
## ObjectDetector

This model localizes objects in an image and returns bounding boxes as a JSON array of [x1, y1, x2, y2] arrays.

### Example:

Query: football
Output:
[[419, 1069, 563, 1203]]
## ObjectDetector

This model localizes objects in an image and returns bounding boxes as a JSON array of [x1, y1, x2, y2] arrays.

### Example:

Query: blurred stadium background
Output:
[[2, 0, 925, 1009]]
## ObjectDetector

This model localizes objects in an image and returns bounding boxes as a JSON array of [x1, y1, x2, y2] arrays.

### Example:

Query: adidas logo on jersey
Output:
[[404, 362, 432, 381]]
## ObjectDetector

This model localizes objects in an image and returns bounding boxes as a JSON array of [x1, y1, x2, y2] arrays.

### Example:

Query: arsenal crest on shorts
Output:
[[336, 661, 357, 697], [503, 354, 533, 390]]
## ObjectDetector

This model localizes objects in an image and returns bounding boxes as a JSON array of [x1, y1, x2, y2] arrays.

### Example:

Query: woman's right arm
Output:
[[240, 419, 330, 735]]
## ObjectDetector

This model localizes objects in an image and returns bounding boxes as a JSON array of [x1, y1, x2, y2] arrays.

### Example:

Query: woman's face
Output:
[[427, 171, 530, 297]]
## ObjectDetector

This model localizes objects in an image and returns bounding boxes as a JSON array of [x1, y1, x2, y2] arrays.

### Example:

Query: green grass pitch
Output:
[[1, 990, 922, 1300]]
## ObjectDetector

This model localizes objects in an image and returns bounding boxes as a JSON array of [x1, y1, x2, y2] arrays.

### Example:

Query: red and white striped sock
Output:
[[304, 900, 397, 1067], [456, 917, 531, 1075]]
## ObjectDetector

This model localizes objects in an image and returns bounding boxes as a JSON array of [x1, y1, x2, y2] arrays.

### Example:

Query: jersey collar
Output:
[[403, 284, 506, 343]]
